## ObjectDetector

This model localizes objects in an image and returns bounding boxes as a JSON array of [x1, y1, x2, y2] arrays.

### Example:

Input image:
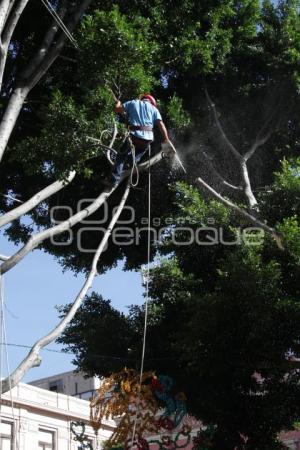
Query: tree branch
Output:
[[0, 181, 131, 393], [205, 88, 242, 162], [196, 175, 284, 250], [20, 0, 68, 82], [202, 152, 243, 191], [0, 124, 117, 228], [110, 122, 118, 148], [243, 132, 271, 162], [205, 88, 258, 208], [0, 0, 92, 164], [0, 85, 30, 163], [240, 161, 258, 208], [0, 0, 30, 92], [0, 0, 11, 36], [3, 0, 16, 28], [0, 171, 76, 228], [0, 147, 166, 275], [26, 0, 92, 90], [0, 185, 116, 275]]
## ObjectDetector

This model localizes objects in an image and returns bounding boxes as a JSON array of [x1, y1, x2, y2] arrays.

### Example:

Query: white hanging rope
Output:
[[128, 136, 140, 188], [2, 299, 19, 448], [40, 0, 79, 49], [0, 274, 19, 449], [130, 145, 152, 448]]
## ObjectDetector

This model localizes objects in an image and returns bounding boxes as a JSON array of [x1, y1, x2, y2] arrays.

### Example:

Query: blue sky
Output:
[[0, 233, 143, 383]]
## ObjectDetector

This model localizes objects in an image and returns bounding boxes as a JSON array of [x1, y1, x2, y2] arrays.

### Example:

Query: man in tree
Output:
[[110, 94, 171, 185]]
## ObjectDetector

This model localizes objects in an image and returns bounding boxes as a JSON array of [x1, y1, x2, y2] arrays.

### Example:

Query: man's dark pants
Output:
[[111, 135, 151, 185]]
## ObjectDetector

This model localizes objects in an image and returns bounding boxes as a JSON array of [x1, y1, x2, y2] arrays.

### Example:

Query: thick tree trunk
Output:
[[0, 0, 92, 164], [0, 0, 30, 91], [0, 181, 131, 393], [0, 0, 10, 35], [241, 162, 257, 208], [0, 85, 29, 161]]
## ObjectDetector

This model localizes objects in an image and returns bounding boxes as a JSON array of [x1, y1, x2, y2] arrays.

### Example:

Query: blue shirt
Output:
[[123, 99, 162, 141]]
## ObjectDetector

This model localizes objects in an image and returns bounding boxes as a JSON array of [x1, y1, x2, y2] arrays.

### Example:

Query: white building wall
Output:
[[0, 382, 114, 450], [29, 371, 102, 399]]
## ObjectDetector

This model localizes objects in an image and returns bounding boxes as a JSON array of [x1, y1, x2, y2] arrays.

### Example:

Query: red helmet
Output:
[[140, 93, 157, 108]]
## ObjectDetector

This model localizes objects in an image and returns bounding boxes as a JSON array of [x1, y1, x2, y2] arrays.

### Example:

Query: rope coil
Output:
[[127, 135, 140, 188]]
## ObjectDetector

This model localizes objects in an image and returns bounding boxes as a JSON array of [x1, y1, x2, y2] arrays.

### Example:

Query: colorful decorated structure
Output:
[[90, 368, 206, 450]]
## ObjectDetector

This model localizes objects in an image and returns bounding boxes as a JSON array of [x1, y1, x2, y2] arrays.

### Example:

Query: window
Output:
[[80, 391, 94, 400], [49, 379, 63, 393], [38, 429, 55, 450], [76, 438, 94, 450], [0, 421, 13, 450]]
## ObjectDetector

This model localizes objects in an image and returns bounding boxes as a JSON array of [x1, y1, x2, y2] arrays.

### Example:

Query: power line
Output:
[[0, 342, 176, 362]]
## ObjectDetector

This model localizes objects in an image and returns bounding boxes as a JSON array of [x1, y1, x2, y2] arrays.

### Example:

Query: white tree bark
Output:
[[0, 0, 30, 91], [0, 0, 92, 164], [0, 170, 76, 228], [0, 85, 30, 161], [240, 161, 258, 208], [0, 185, 117, 275], [0, 0, 11, 35], [3, 0, 16, 28], [0, 123, 118, 229], [25, 0, 91, 90], [205, 88, 272, 209], [21, 0, 67, 80], [0, 181, 131, 393], [196, 176, 284, 249], [0, 148, 166, 275]]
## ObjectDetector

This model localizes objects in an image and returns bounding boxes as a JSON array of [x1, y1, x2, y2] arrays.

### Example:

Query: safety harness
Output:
[[128, 125, 153, 132]]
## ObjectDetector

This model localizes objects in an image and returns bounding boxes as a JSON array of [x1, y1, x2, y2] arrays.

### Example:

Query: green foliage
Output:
[[172, 182, 231, 225], [56, 293, 135, 376], [166, 95, 191, 130], [16, 91, 98, 178], [278, 216, 300, 264], [275, 157, 300, 191], [260, 157, 300, 224], [3, 2, 300, 448], [77, 6, 156, 96]]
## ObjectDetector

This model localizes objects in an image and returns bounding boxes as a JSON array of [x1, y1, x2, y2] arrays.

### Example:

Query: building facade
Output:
[[0, 370, 299, 449], [0, 381, 114, 449]]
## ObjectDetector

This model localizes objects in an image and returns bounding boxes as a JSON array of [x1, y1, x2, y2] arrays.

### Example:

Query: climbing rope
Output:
[[127, 135, 140, 188], [130, 144, 152, 448], [40, 0, 79, 49]]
